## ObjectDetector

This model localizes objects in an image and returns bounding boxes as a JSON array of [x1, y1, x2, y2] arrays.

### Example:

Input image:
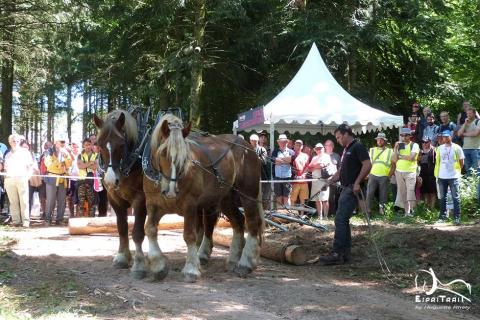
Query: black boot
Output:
[[319, 251, 345, 265]]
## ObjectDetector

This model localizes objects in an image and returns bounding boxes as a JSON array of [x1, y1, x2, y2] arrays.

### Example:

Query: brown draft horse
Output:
[[144, 114, 264, 282], [93, 110, 148, 279]]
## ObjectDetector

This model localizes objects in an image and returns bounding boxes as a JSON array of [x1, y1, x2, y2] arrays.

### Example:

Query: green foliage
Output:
[[1, 0, 480, 137], [459, 172, 480, 217]]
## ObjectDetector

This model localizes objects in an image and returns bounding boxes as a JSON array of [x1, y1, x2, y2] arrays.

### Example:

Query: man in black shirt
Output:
[[320, 124, 371, 265]]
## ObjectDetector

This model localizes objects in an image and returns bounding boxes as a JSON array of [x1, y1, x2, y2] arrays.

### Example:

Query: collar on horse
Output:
[[142, 112, 179, 185], [119, 108, 151, 176], [98, 108, 151, 177]]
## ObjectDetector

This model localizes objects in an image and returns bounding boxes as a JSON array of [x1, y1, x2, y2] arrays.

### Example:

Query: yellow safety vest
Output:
[[78, 152, 97, 179], [396, 142, 418, 173], [434, 144, 462, 178], [369, 147, 393, 177]]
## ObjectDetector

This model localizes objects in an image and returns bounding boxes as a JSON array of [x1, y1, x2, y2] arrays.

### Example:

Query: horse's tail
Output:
[[257, 180, 265, 246]]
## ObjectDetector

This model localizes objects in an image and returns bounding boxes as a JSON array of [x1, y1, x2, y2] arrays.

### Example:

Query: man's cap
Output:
[[277, 134, 288, 141], [441, 130, 452, 137], [400, 127, 412, 135], [295, 139, 303, 145], [314, 143, 324, 149], [249, 134, 259, 141], [56, 134, 69, 143], [421, 136, 431, 143], [375, 132, 387, 141], [258, 130, 268, 136]]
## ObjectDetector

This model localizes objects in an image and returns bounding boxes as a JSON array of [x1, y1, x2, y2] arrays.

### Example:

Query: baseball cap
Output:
[[400, 127, 412, 135], [441, 130, 452, 137], [249, 134, 259, 141], [375, 132, 387, 141], [314, 143, 324, 149], [295, 139, 303, 145]]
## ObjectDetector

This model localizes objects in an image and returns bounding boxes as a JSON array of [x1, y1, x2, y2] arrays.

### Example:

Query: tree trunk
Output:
[[39, 97, 44, 145], [82, 81, 89, 138], [0, 2, 15, 143], [34, 108, 39, 153], [188, 0, 206, 127], [369, 0, 378, 104], [47, 88, 55, 142], [66, 83, 73, 143], [107, 91, 116, 112]]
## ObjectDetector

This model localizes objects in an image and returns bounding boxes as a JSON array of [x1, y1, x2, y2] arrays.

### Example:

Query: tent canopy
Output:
[[234, 43, 403, 135]]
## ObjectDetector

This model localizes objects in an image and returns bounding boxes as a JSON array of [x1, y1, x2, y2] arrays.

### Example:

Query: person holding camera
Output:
[[393, 128, 419, 216], [44, 135, 73, 225], [308, 142, 333, 219], [366, 133, 393, 215]]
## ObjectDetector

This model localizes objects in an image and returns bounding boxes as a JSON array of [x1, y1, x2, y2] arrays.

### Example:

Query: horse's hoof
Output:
[[233, 264, 252, 278], [183, 273, 198, 283], [226, 261, 237, 272], [113, 258, 130, 269], [131, 269, 147, 280], [152, 266, 169, 281], [199, 256, 209, 266]]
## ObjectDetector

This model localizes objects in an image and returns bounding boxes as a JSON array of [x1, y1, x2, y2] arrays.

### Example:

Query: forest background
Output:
[[0, 0, 479, 152]]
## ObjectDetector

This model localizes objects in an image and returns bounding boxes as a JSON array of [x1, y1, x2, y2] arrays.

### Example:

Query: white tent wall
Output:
[[233, 43, 404, 135]]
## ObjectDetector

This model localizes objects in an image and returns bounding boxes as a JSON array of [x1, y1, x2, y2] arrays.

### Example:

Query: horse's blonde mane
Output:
[[99, 110, 138, 144], [151, 113, 192, 175]]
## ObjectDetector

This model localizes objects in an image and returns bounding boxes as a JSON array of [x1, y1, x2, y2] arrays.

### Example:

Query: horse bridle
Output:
[[142, 120, 182, 186], [98, 108, 151, 174]]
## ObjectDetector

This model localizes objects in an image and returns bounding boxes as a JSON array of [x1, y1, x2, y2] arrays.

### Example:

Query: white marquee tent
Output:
[[233, 43, 403, 137]]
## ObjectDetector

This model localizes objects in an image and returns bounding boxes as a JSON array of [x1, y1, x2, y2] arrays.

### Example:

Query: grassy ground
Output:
[[0, 231, 106, 320]]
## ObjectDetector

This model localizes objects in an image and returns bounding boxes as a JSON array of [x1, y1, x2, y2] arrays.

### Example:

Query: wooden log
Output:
[[68, 215, 231, 235], [212, 228, 307, 266]]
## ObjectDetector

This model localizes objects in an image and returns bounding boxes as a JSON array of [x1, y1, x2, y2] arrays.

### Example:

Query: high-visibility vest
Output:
[[396, 142, 418, 173], [78, 152, 97, 178], [369, 147, 392, 177], [434, 144, 462, 178]]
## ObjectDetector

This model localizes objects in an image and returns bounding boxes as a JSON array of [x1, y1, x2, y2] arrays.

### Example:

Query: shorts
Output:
[[273, 179, 292, 198], [395, 171, 417, 208], [311, 180, 330, 201], [291, 183, 309, 202]]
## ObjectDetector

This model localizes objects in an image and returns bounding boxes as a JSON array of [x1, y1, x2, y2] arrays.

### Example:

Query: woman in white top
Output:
[[4, 134, 34, 227], [308, 143, 333, 219]]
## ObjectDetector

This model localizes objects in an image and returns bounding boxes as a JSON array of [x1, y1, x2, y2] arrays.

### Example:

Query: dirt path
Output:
[[1, 226, 477, 320]]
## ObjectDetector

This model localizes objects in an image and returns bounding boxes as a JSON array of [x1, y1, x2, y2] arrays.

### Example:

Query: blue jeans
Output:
[[333, 188, 357, 255], [437, 178, 460, 220], [463, 149, 480, 205], [463, 149, 479, 175]]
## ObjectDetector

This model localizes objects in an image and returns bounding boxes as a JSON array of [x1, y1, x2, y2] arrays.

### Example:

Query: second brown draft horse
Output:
[[93, 110, 148, 279], [144, 113, 264, 282]]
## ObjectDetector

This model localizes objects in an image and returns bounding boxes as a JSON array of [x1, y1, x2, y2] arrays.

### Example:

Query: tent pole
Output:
[[269, 121, 275, 210]]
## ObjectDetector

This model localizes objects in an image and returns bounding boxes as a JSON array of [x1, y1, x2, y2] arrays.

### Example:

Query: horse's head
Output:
[[151, 114, 191, 198], [93, 110, 138, 188]]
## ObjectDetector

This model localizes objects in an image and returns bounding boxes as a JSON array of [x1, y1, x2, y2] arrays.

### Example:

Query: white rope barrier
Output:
[[260, 178, 328, 183], [0, 172, 102, 180], [0, 173, 326, 183]]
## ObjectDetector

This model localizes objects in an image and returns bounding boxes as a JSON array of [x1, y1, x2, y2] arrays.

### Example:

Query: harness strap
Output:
[[189, 136, 235, 185]]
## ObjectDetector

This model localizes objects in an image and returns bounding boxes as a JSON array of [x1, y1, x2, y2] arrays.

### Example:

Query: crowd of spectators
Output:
[[249, 100, 479, 225], [0, 133, 108, 227]]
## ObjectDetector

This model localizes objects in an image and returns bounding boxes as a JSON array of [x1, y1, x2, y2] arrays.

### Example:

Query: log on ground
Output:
[[68, 215, 231, 235], [212, 228, 307, 266]]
